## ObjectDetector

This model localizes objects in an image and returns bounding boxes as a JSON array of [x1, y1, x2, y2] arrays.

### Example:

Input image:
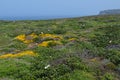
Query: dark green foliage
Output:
[[105, 50, 120, 65], [29, 50, 89, 80], [91, 25, 120, 47], [101, 73, 114, 80], [9, 41, 27, 50], [52, 28, 66, 34]]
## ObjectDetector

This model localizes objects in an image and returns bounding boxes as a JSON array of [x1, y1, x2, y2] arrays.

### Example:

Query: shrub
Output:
[[101, 73, 114, 80], [105, 50, 120, 65], [52, 29, 66, 34], [91, 25, 120, 47]]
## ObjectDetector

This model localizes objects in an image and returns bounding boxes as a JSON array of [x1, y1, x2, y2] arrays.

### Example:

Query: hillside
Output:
[[99, 9, 120, 15], [0, 15, 120, 80]]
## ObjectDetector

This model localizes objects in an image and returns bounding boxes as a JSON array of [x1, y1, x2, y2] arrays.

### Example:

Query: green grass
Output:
[[0, 15, 120, 80]]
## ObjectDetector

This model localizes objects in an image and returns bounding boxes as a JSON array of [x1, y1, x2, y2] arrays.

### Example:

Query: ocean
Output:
[[0, 15, 85, 21]]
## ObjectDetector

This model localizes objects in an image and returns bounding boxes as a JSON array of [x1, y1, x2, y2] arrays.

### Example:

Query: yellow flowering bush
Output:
[[0, 50, 37, 59], [23, 40, 33, 44], [38, 41, 51, 47], [39, 33, 62, 40], [15, 33, 65, 47], [15, 34, 26, 41], [38, 34, 63, 47], [90, 58, 98, 62], [15, 33, 38, 44], [29, 33, 38, 38], [68, 38, 77, 41], [38, 41, 62, 47]]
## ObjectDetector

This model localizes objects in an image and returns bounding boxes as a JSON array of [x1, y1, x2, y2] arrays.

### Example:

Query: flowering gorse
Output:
[[15, 33, 76, 47], [40, 33, 63, 40], [0, 50, 37, 59], [38, 40, 62, 47], [15, 34, 26, 41], [68, 38, 77, 41], [15, 33, 38, 44]]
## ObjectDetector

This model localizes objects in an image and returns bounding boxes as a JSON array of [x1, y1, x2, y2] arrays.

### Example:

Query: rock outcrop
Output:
[[99, 9, 120, 15]]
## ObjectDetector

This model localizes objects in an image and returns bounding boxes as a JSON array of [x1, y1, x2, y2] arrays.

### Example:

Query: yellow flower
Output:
[[15, 33, 38, 44], [16, 50, 37, 57], [0, 54, 14, 58], [15, 33, 62, 45], [38, 41, 62, 47], [15, 34, 26, 41], [38, 41, 51, 47], [39, 33, 62, 40], [0, 50, 37, 59], [68, 38, 77, 41], [90, 58, 97, 62], [23, 40, 33, 44], [29, 33, 38, 38]]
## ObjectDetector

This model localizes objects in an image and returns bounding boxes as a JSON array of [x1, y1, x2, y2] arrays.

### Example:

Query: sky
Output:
[[0, 0, 120, 17]]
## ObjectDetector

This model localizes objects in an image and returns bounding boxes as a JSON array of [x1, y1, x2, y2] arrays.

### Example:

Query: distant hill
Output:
[[99, 9, 120, 15]]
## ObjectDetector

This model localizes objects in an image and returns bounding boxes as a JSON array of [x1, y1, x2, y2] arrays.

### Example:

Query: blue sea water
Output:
[[0, 15, 87, 21]]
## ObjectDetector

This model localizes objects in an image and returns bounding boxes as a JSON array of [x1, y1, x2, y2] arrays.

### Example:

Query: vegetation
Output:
[[0, 15, 120, 80]]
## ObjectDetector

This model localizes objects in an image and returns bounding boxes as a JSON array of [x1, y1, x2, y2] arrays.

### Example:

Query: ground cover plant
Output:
[[0, 15, 120, 80]]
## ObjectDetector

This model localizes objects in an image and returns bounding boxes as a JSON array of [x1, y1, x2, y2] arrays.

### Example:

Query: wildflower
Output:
[[0, 50, 37, 59], [47, 29, 50, 32], [90, 58, 97, 62], [68, 38, 77, 41], [15, 33, 38, 44], [23, 40, 33, 44], [109, 40, 112, 43], [41, 32, 44, 34], [38, 41, 62, 47], [0, 54, 14, 58], [38, 41, 51, 47], [15, 34, 26, 41], [39, 33, 62, 40], [44, 64, 50, 69], [29, 33, 38, 38]]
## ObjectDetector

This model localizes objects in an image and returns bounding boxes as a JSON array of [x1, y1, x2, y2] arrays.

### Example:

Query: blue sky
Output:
[[0, 0, 120, 17]]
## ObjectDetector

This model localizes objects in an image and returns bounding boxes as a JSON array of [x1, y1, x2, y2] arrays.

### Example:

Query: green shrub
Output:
[[58, 70, 96, 80], [0, 59, 30, 79], [91, 25, 120, 47], [101, 73, 114, 80], [9, 41, 27, 50], [52, 29, 66, 34], [29, 47, 90, 79], [105, 50, 120, 65]]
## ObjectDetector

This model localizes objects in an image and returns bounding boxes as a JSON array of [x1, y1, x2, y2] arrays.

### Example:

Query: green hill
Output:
[[0, 15, 120, 80]]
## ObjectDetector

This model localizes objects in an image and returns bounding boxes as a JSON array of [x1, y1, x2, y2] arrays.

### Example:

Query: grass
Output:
[[0, 15, 120, 80]]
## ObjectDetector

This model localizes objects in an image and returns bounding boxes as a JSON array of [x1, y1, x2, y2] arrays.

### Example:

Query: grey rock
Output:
[[99, 9, 120, 15]]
